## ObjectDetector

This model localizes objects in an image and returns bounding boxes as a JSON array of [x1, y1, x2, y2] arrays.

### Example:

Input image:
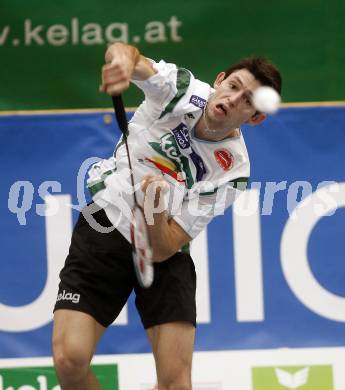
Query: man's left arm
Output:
[[141, 175, 192, 262], [142, 174, 248, 261]]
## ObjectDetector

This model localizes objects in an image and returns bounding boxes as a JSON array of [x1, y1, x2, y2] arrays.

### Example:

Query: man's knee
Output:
[[159, 379, 191, 390], [167, 382, 191, 390], [53, 336, 91, 380], [158, 365, 192, 390]]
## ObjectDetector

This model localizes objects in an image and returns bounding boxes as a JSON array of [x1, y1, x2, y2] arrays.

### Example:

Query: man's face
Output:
[[205, 68, 265, 132]]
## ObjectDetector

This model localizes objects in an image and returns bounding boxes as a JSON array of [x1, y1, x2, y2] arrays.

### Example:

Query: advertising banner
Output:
[[1, 1, 344, 109], [0, 106, 344, 361], [0, 350, 344, 390], [0, 364, 118, 390]]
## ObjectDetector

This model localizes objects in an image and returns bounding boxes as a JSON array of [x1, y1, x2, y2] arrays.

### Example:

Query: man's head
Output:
[[223, 57, 282, 96], [202, 57, 282, 138]]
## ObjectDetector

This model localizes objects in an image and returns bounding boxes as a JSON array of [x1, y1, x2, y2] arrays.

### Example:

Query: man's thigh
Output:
[[52, 309, 106, 362]]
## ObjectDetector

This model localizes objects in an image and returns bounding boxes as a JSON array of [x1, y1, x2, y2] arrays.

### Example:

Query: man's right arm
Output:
[[100, 42, 157, 96]]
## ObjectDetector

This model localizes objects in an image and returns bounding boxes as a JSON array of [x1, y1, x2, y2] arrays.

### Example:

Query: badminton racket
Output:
[[111, 95, 154, 288]]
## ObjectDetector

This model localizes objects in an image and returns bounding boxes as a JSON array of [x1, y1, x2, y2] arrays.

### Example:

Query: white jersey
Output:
[[87, 59, 250, 242]]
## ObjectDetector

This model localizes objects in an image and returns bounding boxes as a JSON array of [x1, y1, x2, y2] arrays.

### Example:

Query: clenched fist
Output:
[[99, 43, 139, 96]]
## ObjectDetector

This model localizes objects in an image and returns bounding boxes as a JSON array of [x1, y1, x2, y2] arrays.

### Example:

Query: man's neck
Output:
[[194, 113, 240, 141]]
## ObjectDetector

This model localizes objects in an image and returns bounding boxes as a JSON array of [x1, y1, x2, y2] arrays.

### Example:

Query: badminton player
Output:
[[52, 42, 282, 390]]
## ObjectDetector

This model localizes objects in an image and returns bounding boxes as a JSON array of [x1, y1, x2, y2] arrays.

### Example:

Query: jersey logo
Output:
[[214, 149, 234, 171], [171, 123, 190, 150], [190, 95, 207, 109], [149, 133, 194, 189]]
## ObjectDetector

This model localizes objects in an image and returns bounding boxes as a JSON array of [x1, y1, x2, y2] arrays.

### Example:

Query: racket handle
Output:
[[112, 95, 128, 136]]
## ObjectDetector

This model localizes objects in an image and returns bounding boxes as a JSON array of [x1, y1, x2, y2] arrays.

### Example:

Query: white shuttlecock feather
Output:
[[252, 86, 281, 114]]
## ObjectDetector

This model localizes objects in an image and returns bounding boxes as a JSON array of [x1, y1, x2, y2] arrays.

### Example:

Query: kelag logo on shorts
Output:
[[252, 365, 333, 390], [0, 364, 118, 390], [56, 289, 80, 304]]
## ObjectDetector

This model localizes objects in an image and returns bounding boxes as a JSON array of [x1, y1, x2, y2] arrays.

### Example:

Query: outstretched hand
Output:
[[99, 43, 139, 96]]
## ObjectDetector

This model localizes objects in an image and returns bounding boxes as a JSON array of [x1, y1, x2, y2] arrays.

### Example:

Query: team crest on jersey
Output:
[[190, 95, 207, 109], [214, 149, 234, 171]]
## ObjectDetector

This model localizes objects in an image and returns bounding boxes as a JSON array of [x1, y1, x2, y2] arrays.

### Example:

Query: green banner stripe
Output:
[[252, 365, 333, 390], [159, 68, 191, 119], [0, 364, 118, 389]]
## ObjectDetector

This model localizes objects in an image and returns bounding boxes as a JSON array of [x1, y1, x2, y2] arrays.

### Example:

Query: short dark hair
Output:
[[224, 57, 282, 95]]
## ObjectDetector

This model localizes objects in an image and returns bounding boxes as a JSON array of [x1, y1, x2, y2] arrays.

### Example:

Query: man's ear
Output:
[[213, 72, 226, 89], [247, 112, 267, 125]]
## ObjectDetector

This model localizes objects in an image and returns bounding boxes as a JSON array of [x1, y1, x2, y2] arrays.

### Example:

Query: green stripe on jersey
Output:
[[114, 136, 125, 157], [233, 177, 249, 190], [181, 242, 190, 254], [159, 68, 191, 119], [88, 168, 116, 196], [88, 181, 106, 196], [199, 177, 249, 196]]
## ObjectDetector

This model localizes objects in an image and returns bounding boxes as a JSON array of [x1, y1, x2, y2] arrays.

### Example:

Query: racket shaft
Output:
[[112, 95, 128, 135]]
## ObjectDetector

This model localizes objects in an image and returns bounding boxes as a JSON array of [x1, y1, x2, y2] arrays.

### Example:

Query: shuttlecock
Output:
[[252, 86, 281, 114]]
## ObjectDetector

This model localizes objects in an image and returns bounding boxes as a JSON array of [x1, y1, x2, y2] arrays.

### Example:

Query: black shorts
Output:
[[53, 205, 196, 329]]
